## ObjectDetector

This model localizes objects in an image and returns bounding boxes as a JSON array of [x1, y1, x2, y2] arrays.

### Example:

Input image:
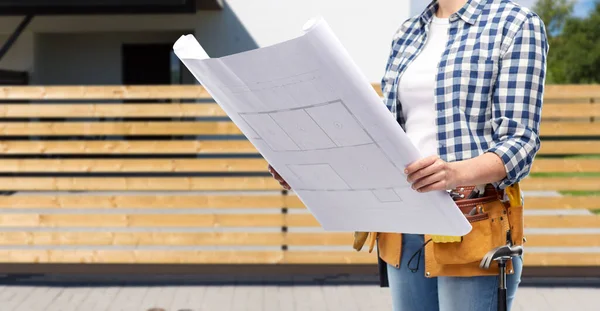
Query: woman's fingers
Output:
[[268, 165, 283, 180], [405, 155, 439, 175], [412, 170, 447, 192], [268, 164, 291, 190], [406, 157, 443, 184], [415, 179, 446, 193], [275, 175, 291, 190]]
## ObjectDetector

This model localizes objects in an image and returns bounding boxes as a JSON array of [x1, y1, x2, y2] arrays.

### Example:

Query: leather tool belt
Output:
[[450, 184, 506, 214], [353, 182, 525, 279], [429, 183, 522, 272], [429, 184, 504, 243]]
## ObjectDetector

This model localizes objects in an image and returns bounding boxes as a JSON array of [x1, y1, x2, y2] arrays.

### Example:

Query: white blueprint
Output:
[[173, 18, 472, 236]]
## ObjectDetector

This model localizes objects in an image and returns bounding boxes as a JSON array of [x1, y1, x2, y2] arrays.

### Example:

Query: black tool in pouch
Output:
[[377, 249, 389, 287]]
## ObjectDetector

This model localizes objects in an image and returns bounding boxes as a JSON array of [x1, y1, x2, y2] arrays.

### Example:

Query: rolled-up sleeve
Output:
[[486, 14, 549, 190]]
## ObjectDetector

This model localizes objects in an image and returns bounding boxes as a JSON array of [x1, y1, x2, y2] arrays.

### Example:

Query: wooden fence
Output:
[[0, 84, 598, 270]]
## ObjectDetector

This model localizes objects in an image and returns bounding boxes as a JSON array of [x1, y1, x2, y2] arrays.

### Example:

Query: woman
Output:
[[269, 0, 548, 310]]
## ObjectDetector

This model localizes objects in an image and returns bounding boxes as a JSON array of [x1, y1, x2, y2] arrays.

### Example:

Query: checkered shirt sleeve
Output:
[[485, 14, 549, 190]]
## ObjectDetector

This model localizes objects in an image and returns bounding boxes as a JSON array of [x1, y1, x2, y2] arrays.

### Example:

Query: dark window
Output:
[[122, 43, 173, 85]]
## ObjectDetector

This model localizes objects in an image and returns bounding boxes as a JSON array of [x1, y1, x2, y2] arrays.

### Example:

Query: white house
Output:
[[0, 0, 412, 85]]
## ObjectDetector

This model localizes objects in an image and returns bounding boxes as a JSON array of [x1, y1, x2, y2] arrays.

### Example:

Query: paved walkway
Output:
[[0, 284, 596, 311]]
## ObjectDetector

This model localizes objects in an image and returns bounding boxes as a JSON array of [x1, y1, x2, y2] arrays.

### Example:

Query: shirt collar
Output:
[[419, 0, 485, 26]]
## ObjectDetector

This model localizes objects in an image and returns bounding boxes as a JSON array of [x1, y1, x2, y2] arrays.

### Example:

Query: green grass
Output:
[[556, 155, 600, 159], [555, 191, 600, 214], [559, 190, 600, 196], [532, 155, 600, 214]]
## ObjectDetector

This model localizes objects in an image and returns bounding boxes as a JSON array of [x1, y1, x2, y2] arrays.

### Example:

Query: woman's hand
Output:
[[268, 164, 291, 190], [404, 155, 460, 193]]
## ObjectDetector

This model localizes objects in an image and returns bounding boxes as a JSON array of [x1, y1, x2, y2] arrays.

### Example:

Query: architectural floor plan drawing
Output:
[[173, 18, 471, 235]]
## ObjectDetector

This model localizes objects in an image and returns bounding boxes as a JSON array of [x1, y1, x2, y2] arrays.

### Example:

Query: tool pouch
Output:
[[353, 231, 369, 251], [506, 182, 525, 246], [433, 206, 509, 265], [432, 185, 511, 265]]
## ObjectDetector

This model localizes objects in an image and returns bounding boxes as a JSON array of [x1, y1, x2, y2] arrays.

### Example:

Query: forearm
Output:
[[449, 152, 507, 187]]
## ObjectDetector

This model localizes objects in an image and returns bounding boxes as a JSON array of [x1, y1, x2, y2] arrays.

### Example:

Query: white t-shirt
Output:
[[397, 14, 450, 157]]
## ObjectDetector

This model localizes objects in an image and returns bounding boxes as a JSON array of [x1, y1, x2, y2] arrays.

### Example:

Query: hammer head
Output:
[[479, 245, 524, 269]]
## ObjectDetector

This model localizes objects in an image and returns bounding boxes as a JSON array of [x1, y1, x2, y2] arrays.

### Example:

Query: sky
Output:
[[410, 0, 596, 17]]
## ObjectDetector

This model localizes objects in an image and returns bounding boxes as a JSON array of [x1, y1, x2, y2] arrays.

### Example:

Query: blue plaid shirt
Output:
[[382, 0, 549, 190]]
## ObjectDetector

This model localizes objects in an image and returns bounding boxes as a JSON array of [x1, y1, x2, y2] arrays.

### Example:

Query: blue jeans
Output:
[[387, 234, 523, 311]]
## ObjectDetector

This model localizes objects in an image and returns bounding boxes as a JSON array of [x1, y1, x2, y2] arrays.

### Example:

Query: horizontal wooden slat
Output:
[[524, 196, 600, 210], [286, 196, 304, 208], [531, 159, 600, 173], [29, 158, 600, 173], [21, 213, 599, 229], [0, 195, 299, 209], [15, 93, 600, 120], [24, 118, 579, 137], [0, 140, 257, 154], [0, 84, 384, 100], [284, 252, 600, 266], [5, 120, 600, 137], [0, 250, 596, 265], [543, 103, 592, 118], [541, 122, 600, 136], [544, 85, 600, 100], [538, 141, 600, 155], [0, 177, 280, 191], [0, 232, 285, 246], [372, 83, 383, 97], [0, 194, 594, 211], [0, 177, 600, 199], [283, 251, 377, 264], [525, 215, 600, 228], [285, 233, 600, 247], [0, 250, 286, 264], [542, 103, 598, 118], [0, 188, 593, 210], [0, 214, 286, 227], [0, 232, 595, 248], [286, 195, 600, 211], [285, 233, 353, 246], [522, 177, 600, 191], [0, 84, 594, 104], [0, 122, 241, 136], [525, 234, 600, 247], [0, 159, 268, 172], [0, 103, 225, 118], [0, 85, 212, 100], [0, 131, 594, 154], [523, 253, 600, 266], [285, 214, 600, 229]]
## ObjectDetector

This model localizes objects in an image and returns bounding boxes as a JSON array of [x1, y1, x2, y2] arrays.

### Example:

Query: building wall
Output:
[[0, 32, 33, 72], [0, 0, 411, 84], [33, 32, 187, 85]]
